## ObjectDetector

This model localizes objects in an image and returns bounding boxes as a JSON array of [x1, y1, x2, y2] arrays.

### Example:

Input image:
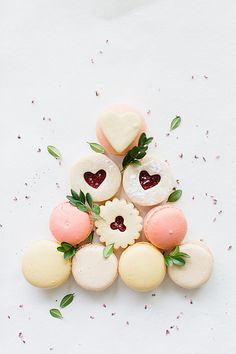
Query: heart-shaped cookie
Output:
[[84, 170, 106, 189], [99, 112, 142, 153], [139, 170, 161, 190]]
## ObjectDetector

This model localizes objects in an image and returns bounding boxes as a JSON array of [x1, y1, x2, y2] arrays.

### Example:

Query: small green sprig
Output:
[[122, 133, 153, 170], [57, 231, 94, 260], [170, 116, 181, 131], [67, 189, 101, 220], [103, 243, 114, 258], [168, 189, 182, 202], [87, 142, 106, 154], [164, 246, 190, 267]]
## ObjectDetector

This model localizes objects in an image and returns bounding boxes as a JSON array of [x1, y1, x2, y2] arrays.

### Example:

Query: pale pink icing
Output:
[[49, 202, 93, 245]]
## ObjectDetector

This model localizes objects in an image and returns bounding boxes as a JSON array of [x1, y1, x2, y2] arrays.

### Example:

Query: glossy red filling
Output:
[[139, 170, 161, 190], [84, 169, 106, 189], [110, 216, 126, 232]]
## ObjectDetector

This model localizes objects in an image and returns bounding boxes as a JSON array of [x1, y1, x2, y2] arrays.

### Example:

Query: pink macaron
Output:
[[49, 202, 93, 246], [144, 205, 187, 250]]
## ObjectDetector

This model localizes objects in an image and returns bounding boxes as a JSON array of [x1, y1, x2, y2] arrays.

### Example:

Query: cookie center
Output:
[[84, 170, 106, 189], [110, 216, 126, 232], [139, 170, 161, 190]]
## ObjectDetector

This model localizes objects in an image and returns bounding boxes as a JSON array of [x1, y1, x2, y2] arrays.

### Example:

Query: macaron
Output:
[[49, 202, 93, 246], [70, 154, 121, 203], [72, 244, 118, 291], [168, 242, 214, 289], [22, 240, 71, 288], [144, 205, 187, 250], [123, 154, 174, 206], [96, 104, 146, 156], [95, 198, 143, 249], [119, 242, 166, 292]]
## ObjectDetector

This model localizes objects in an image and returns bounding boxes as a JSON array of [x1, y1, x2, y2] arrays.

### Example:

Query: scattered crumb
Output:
[[111, 312, 116, 316], [216, 155, 220, 159], [48, 118, 52, 122], [49, 347, 54, 351], [144, 305, 147, 310], [176, 179, 180, 185], [154, 142, 157, 148], [192, 196, 195, 200], [147, 110, 151, 115], [56, 183, 60, 189], [95, 91, 100, 97], [218, 210, 222, 215], [179, 153, 183, 159], [206, 130, 209, 137], [25, 182, 28, 186], [8, 315, 10, 319], [204, 75, 208, 79], [213, 217, 217, 223], [165, 329, 170, 335], [102, 304, 107, 308], [19, 304, 23, 308], [31, 100, 35, 104], [106, 39, 109, 43], [99, 50, 103, 54], [90, 316, 95, 320], [166, 133, 170, 137], [191, 75, 194, 79], [91, 58, 94, 64], [43, 117, 46, 121], [170, 325, 175, 329], [17, 135, 21, 139], [194, 155, 199, 159], [202, 156, 207, 162], [126, 321, 129, 325], [37, 148, 41, 153], [227, 245, 232, 251], [190, 299, 193, 304], [151, 293, 156, 297], [13, 197, 18, 201], [18, 332, 26, 344], [25, 196, 30, 199]]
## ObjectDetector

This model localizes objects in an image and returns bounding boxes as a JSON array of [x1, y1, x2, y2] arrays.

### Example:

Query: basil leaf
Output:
[[168, 189, 182, 202], [170, 246, 179, 257], [60, 294, 75, 308], [138, 133, 146, 147], [66, 196, 78, 206], [87, 231, 94, 243], [57, 246, 65, 252], [47, 146, 62, 159], [172, 257, 185, 266], [131, 160, 141, 167], [86, 193, 93, 209], [49, 309, 63, 319], [164, 256, 173, 267], [87, 142, 105, 154], [75, 202, 90, 212], [130, 146, 140, 158], [71, 189, 80, 201], [92, 204, 100, 215], [177, 252, 190, 258], [103, 244, 114, 258], [145, 137, 153, 145], [170, 116, 181, 131], [61, 242, 73, 251], [64, 248, 76, 260], [79, 190, 86, 204]]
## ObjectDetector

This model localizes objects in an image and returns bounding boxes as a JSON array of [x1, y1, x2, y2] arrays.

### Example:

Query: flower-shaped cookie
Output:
[[95, 198, 143, 249]]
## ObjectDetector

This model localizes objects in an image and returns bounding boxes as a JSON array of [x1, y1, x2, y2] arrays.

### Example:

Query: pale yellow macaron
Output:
[[22, 240, 71, 288], [168, 242, 213, 289], [119, 242, 166, 292]]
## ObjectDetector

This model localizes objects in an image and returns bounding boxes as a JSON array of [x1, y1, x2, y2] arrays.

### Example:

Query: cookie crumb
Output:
[[165, 329, 170, 335], [227, 245, 232, 251], [95, 91, 100, 97]]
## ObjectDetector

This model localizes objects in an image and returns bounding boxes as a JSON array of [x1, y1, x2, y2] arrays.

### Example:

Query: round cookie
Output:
[[123, 154, 174, 206], [144, 205, 187, 250], [22, 240, 71, 288], [49, 202, 93, 246], [95, 198, 143, 249], [119, 242, 166, 292], [72, 244, 118, 291], [70, 154, 121, 203], [96, 104, 146, 156], [168, 242, 213, 289]]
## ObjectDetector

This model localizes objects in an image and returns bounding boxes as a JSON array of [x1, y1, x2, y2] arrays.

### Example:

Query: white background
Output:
[[0, 0, 236, 353]]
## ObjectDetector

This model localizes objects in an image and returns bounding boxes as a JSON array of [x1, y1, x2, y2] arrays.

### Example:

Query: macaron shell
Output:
[[96, 104, 146, 156], [144, 205, 187, 250], [72, 244, 118, 291], [119, 242, 166, 292], [22, 240, 71, 289], [168, 243, 214, 289], [49, 202, 93, 245]]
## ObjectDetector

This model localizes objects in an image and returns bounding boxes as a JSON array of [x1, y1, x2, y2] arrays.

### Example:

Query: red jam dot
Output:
[[139, 170, 161, 190], [84, 170, 106, 189], [110, 216, 126, 232]]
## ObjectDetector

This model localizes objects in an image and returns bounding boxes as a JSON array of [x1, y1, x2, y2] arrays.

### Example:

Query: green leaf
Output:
[[60, 294, 75, 308], [66, 196, 78, 206], [164, 256, 173, 267], [49, 309, 63, 319], [177, 252, 190, 258], [92, 204, 100, 215], [87, 231, 94, 243], [47, 145, 62, 160], [61, 242, 73, 251], [170, 246, 179, 257], [145, 137, 153, 145], [138, 133, 146, 147], [103, 244, 114, 258], [74, 202, 91, 212], [87, 142, 105, 154], [57, 246, 65, 252], [170, 116, 181, 131], [172, 257, 186, 267], [131, 160, 142, 167], [130, 146, 140, 158], [86, 193, 93, 209], [64, 248, 76, 260], [71, 189, 80, 201], [168, 189, 182, 203], [79, 190, 86, 204]]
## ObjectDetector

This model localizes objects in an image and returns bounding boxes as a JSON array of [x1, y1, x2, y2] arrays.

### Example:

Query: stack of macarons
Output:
[[22, 105, 214, 293]]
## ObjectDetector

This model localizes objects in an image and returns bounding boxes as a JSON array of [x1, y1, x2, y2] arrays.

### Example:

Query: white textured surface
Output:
[[0, 0, 236, 353]]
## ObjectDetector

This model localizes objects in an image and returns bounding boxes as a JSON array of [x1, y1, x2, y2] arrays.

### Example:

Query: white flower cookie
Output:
[[95, 198, 143, 249]]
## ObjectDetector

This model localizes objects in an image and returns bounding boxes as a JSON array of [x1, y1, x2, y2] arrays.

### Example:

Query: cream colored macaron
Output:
[[72, 244, 118, 291], [22, 240, 71, 288], [119, 242, 166, 292], [168, 242, 214, 289]]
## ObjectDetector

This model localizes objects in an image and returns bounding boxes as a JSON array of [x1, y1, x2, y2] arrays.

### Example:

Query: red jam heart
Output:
[[139, 170, 161, 190], [84, 170, 106, 189], [110, 216, 126, 232]]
